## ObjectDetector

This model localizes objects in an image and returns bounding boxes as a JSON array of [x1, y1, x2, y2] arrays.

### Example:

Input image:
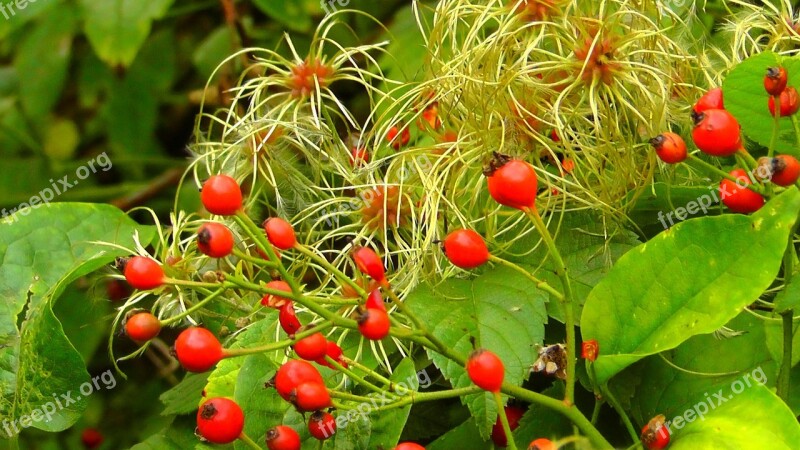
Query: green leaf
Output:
[[508, 212, 640, 323], [192, 27, 234, 81], [581, 188, 800, 384], [252, 0, 312, 32], [669, 385, 800, 449], [0, 203, 155, 432], [364, 358, 419, 448], [773, 271, 800, 313], [512, 384, 573, 447], [159, 373, 209, 416], [617, 312, 776, 426], [405, 265, 548, 437], [80, 0, 174, 67], [723, 51, 800, 155], [52, 283, 111, 362], [426, 419, 486, 450], [13, 4, 77, 118], [764, 316, 800, 368], [624, 182, 722, 231], [0, 0, 56, 40]]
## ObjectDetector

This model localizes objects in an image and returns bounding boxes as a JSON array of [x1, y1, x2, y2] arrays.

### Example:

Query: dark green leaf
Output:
[[405, 265, 548, 437], [0, 203, 156, 432], [14, 4, 77, 118], [669, 385, 800, 449], [80, 0, 174, 67], [159, 373, 209, 416], [512, 384, 573, 447], [582, 189, 800, 384], [252, 0, 312, 32]]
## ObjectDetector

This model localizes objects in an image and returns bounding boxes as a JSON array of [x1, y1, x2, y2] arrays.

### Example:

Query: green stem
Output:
[[234, 211, 301, 295], [590, 397, 603, 425], [524, 208, 577, 406], [223, 321, 334, 357], [328, 390, 377, 402], [494, 392, 518, 450], [778, 238, 795, 400], [502, 384, 613, 449], [770, 95, 781, 158], [792, 115, 800, 148], [233, 248, 278, 267], [160, 288, 225, 326], [382, 283, 466, 365], [370, 387, 482, 413], [685, 154, 765, 194], [737, 147, 760, 173], [239, 431, 262, 450], [295, 244, 367, 298], [601, 384, 639, 443], [344, 357, 394, 387], [778, 310, 793, 400], [325, 356, 399, 398], [488, 255, 564, 301]]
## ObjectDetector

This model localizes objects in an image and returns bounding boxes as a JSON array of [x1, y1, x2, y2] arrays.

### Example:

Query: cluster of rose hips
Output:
[[650, 67, 800, 216], [117, 152, 570, 448]]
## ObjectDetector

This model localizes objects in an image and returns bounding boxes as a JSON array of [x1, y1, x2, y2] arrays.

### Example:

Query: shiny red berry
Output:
[[387, 125, 410, 149], [106, 279, 131, 302], [261, 280, 293, 308], [279, 302, 302, 335], [357, 308, 391, 340], [351, 146, 370, 167], [201, 175, 243, 216], [365, 288, 386, 312], [353, 247, 386, 282], [294, 332, 328, 361], [693, 87, 724, 113], [466, 349, 505, 392], [641, 416, 670, 450], [491, 405, 525, 447], [123, 256, 164, 290], [197, 222, 235, 258], [394, 443, 426, 450], [81, 428, 103, 449], [291, 381, 331, 412], [125, 312, 161, 342], [528, 438, 556, 450], [263, 218, 297, 250], [316, 341, 347, 369], [443, 229, 490, 269], [720, 169, 764, 214], [692, 109, 741, 157], [196, 397, 244, 444], [175, 327, 225, 372], [770, 155, 800, 186], [650, 132, 687, 164], [266, 425, 301, 450], [486, 159, 538, 210], [768, 86, 800, 117], [765, 67, 788, 96], [308, 410, 336, 440], [274, 360, 324, 402]]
